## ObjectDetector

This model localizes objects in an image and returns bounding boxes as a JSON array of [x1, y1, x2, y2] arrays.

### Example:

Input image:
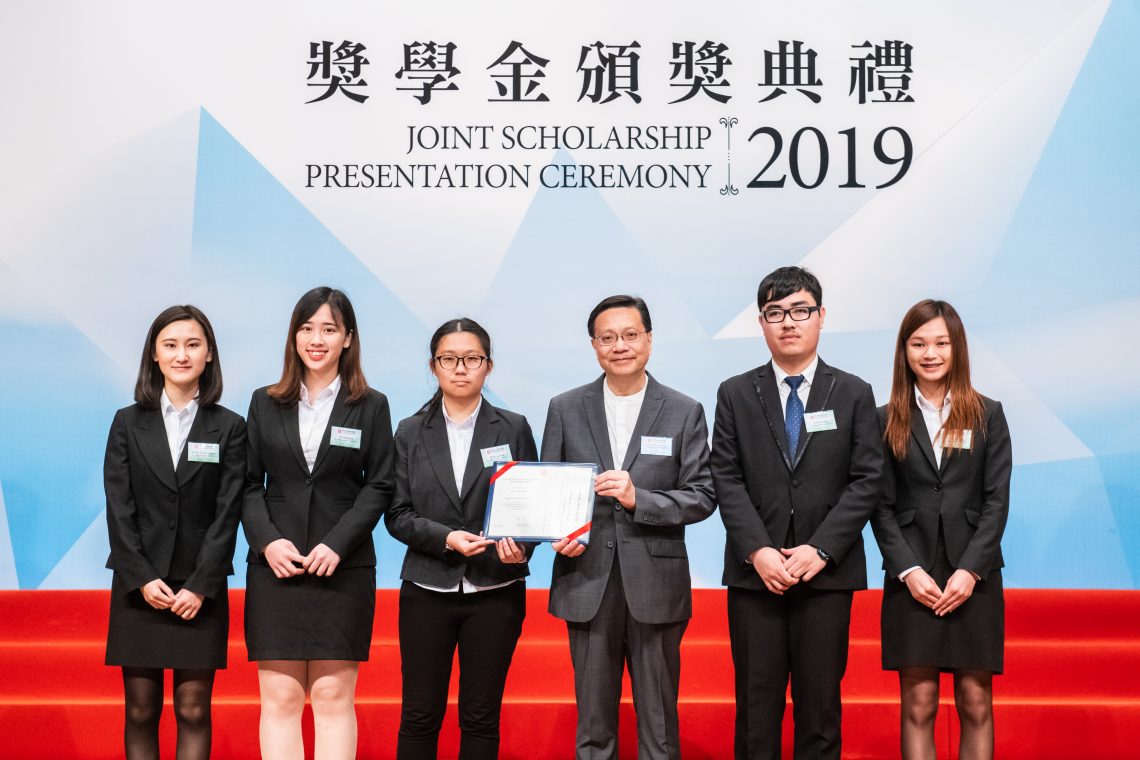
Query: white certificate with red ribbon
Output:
[[482, 461, 597, 544]]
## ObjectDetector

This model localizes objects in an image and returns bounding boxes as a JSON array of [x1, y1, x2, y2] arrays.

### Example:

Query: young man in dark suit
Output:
[[545, 295, 717, 760], [712, 267, 883, 760]]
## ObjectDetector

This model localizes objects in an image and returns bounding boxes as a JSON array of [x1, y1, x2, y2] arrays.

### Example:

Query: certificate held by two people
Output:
[[483, 461, 597, 544]]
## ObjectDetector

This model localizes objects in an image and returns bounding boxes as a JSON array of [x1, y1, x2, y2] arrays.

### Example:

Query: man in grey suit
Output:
[[544, 295, 717, 760]]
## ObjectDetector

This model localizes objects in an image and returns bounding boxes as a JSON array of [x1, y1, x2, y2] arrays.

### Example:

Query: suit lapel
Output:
[[583, 376, 616, 470], [792, 361, 836, 469], [311, 384, 350, 474], [423, 407, 463, 511], [909, 400, 940, 475], [753, 364, 793, 471], [176, 406, 217, 486], [279, 401, 309, 473], [135, 410, 178, 492], [621, 376, 665, 471], [460, 402, 502, 501]]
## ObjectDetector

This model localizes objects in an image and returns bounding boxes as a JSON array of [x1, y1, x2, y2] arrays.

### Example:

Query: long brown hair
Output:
[[884, 300, 986, 460], [134, 305, 223, 410], [268, 287, 369, 406]]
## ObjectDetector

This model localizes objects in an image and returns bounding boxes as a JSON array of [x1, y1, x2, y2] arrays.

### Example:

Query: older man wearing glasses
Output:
[[543, 294, 717, 760]]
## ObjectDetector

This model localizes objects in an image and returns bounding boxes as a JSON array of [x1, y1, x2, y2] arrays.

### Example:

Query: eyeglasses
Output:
[[761, 305, 820, 323], [435, 355, 487, 371], [593, 329, 647, 347]]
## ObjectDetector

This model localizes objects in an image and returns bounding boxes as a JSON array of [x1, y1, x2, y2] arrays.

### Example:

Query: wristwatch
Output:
[[815, 546, 832, 563]]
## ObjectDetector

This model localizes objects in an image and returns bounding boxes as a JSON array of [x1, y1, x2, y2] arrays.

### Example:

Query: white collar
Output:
[[442, 397, 482, 430], [301, 374, 342, 405], [772, 355, 819, 388]]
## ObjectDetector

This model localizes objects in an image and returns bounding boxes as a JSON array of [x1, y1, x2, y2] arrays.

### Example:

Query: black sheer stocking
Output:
[[122, 667, 216, 760], [172, 669, 215, 760], [123, 667, 162, 760]]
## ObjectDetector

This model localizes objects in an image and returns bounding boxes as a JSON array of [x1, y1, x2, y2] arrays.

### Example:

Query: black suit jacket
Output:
[[104, 403, 246, 599], [713, 359, 883, 592], [871, 396, 1011, 581], [384, 399, 538, 588], [241, 384, 395, 568]]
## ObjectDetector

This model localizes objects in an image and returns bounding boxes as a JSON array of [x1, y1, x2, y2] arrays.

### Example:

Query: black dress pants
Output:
[[727, 584, 854, 760], [397, 580, 526, 760]]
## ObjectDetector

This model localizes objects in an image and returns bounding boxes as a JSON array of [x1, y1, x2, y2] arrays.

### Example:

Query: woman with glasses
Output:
[[871, 300, 1012, 760], [104, 305, 245, 760], [384, 318, 538, 760], [242, 287, 395, 760]]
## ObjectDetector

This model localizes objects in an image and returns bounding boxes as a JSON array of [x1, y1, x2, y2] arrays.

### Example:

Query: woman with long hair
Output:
[[384, 318, 537, 760], [105, 305, 246, 759], [242, 287, 395, 759], [872, 299, 1012, 760]]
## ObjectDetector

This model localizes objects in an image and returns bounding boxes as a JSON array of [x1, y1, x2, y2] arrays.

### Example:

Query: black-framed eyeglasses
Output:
[[594, 329, 647, 347], [435, 355, 487, 371], [761, 305, 820, 323]]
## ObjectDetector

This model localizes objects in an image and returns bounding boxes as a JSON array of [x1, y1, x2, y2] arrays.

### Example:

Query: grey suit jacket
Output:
[[543, 374, 716, 625]]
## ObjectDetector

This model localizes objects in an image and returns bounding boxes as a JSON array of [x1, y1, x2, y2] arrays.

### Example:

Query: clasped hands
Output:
[[140, 579, 204, 620], [263, 538, 342, 579], [904, 567, 977, 617], [751, 545, 827, 595]]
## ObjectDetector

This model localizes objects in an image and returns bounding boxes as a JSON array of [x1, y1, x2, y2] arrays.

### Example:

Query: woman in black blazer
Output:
[[242, 287, 395, 760], [384, 318, 537, 760], [104, 305, 246, 760], [872, 300, 1012, 760]]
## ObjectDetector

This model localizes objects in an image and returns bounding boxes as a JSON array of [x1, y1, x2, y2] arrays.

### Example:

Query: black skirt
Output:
[[881, 525, 1004, 673], [244, 563, 376, 661], [105, 572, 229, 669]]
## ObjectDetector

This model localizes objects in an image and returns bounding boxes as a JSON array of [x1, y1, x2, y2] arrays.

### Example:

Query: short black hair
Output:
[[587, 295, 652, 337], [134, 305, 222, 410], [756, 266, 822, 309]]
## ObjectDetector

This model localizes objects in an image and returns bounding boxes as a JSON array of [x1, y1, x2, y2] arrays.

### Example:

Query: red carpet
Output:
[[2, 588, 1138, 759]]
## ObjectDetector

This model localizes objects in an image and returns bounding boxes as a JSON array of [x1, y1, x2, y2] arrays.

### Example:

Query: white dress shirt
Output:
[[772, 356, 818, 421], [419, 398, 518, 594], [160, 390, 199, 468], [298, 375, 341, 472], [603, 375, 648, 468]]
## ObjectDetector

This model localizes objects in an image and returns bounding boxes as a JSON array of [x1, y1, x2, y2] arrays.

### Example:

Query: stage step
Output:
[[1, 589, 1138, 759]]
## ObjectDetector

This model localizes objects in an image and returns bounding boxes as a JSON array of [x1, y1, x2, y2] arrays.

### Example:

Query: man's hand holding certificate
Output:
[[482, 462, 597, 544]]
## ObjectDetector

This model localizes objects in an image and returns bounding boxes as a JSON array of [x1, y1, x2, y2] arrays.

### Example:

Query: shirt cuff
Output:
[[898, 565, 921, 581]]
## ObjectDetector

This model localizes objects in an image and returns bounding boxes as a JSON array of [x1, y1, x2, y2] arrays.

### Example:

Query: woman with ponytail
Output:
[[384, 318, 537, 760]]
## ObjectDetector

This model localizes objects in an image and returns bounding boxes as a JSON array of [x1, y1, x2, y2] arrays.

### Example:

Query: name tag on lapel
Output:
[[804, 410, 837, 433], [640, 436, 673, 456], [330, 426, 362, 449], [187, 442, 220, 463], [943, 430, 973, 450], [481, 444, 513, 467]]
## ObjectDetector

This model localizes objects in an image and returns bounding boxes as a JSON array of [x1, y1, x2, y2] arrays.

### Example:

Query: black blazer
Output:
[[871, 395, 1011, 581], [384, 399, 538, 588], [713, 359, 884, 592], [104, 403, 247, 599], [242, 384, 395, 568]]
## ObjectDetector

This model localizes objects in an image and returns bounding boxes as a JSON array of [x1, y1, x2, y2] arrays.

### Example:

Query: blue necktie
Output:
[[785, 375, 805, 457]]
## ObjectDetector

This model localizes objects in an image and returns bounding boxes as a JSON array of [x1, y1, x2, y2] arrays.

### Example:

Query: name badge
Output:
[[481, 444, 513, 468], [187, 442, 220, 464], [944, 430, 973, 450], [804, 410, 838, 433], [640, 436, 673, 456], [330, 426, 362, 449]]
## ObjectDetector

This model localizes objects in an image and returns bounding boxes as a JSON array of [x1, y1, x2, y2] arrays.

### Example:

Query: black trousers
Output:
[[397, 580, 526, 760], [727, 585, 854, 760]]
